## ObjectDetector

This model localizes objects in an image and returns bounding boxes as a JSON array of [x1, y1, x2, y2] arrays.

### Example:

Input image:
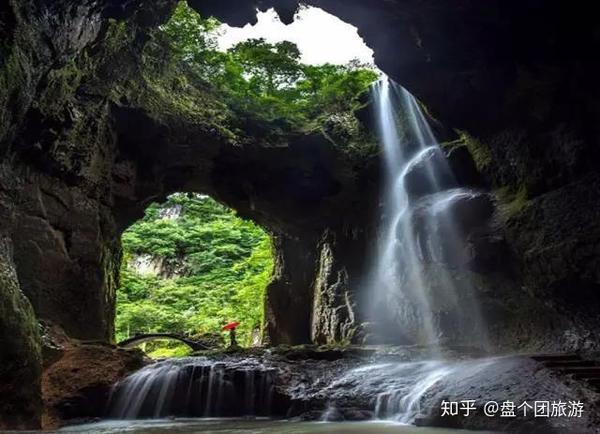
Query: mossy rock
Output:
[[495, 184, 530, 219], [455, 130, 493, 173], [0, 235, 42, 430]]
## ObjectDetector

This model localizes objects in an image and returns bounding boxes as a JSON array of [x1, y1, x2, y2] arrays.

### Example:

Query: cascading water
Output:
[[321, 356, 502, 425], [103, 77, 496, 430], [107, 357, 276, 419], [365, 76, 489, 350]]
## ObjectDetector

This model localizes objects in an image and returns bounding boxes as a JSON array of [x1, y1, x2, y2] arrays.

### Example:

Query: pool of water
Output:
[[54, 419, 495, 433]]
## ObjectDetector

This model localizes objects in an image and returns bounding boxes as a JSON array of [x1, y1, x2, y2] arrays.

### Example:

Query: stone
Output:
[[503, 172, 600, 348], [444, 143, 484, 188], [190, 332, 226, 350], [403, 147, 456, 200], [311, 230, 359, 345], [0, 235, 42, 430], [42, 342, 146, 429], [0, 0, 600, 407], [444, 191, 495, 232], [408, 190, 494, 267], [40, 320, 71, 369]]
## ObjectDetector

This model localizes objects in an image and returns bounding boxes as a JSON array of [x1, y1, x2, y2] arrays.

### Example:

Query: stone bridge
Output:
[[117, 333, 209, 351]]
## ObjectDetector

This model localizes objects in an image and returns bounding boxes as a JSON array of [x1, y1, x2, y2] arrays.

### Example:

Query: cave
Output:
[[1, 0, 600, 432]]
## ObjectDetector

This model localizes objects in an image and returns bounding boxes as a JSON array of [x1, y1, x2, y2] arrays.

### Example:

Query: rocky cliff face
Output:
[[0, 235, 41, 430], [197, 0, 600, 352], [2, 0, 600, 429]]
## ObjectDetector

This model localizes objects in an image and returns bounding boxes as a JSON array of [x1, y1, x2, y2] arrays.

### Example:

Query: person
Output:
[[229, 327, 238, 348], [222, 321, 240, 348]]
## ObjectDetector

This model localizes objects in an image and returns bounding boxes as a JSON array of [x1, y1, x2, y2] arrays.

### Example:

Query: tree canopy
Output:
[[157, 1, 378, 135], [116, 194, 273, 357], [116, 3, 378, 357]]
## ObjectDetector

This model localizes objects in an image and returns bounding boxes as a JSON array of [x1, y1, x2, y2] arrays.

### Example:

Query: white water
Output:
[[324, 357, 498, 424], [104, 77, 495, 429], [365, 76, 488, 350], [108, 358, 275, 419]]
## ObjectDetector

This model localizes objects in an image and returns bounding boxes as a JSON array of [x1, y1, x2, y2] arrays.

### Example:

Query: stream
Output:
[[57, 419, 495, 433], [40, 79, 595, 434]]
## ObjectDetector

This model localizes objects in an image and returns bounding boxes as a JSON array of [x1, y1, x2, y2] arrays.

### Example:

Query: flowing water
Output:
[[106, 354, 505, 426], [56, 419, 496, 433], [365, 76, 489, 350], [322, 357, 499, 424], [108, 358, 275, 419], [89, 80, 501, 432]]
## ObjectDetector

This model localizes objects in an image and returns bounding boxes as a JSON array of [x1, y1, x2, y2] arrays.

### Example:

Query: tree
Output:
[[229, 39, 303, 93], [116, 194, 274, 356], [155, 1, 378, 134], [160, 2, 220, 66]]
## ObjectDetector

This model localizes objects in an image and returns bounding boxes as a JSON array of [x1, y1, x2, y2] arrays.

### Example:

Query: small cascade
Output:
[[324, 358, 497, 424], [107, 357, 276, 419], [365, 76, 489, 350], [320, 405, 339, 422], [103, 78, 497, 429]]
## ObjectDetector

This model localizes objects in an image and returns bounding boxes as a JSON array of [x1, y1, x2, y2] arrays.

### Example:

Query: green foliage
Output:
[[116, 194, 274, 355], [160, 4, 220, 63], [156, 1, 378, 139], [497, 184, 529, 218], [459, 130, 493, 171]]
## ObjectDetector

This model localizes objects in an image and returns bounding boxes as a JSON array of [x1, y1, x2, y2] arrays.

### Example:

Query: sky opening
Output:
[[216, 6, 375, 66]]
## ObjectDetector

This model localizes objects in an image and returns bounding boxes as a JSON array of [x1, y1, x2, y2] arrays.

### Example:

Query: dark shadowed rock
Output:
[[1, 3, 600, 429], [0, 235, 42, 430], [444, 191, 495, 232], [42, 341, 146, 429], [444, 143, 484, 188], [410, 190, 494, 242], [403, 147, 456, 199]]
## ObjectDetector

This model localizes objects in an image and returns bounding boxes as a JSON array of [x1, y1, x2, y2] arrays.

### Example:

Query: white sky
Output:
[[216, 6, 375, 66]]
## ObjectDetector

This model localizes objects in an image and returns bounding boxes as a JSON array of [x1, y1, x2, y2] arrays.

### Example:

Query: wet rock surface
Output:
[[102, 348, 600, 434], [2, 0, 600, 429], [42, 336, 146, 429], [403, 147, 456, 199]]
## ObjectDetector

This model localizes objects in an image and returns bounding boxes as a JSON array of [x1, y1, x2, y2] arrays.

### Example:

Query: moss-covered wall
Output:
[[0, 0, 378, 356], [0, 234, 42, 430], [1, 1, 600, 427]]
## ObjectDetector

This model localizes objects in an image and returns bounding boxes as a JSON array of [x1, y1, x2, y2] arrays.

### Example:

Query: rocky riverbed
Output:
[[41, 344, 600, 434]]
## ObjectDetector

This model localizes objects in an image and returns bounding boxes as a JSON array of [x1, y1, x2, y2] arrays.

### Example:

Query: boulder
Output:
[[444, 191, 495, 232], [445, 144, 484, 188], [42, 342, 146, 429], [403, 147, 456, 200], [408, 190, 495, 265]]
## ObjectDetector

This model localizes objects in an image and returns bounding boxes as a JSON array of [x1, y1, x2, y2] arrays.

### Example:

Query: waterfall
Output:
[[103, 77, 495, 429], [107, 358, 275, 419], [366, 75, 489, 350], [324, 357, 498, 424]]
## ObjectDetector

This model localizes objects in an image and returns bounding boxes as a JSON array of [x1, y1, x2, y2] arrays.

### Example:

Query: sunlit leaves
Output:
[[156, 1, 378, 135], [116, 194, 274, 350]]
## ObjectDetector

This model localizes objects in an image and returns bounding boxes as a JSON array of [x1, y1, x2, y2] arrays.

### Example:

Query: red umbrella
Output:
[[222, 322, 240, 331]]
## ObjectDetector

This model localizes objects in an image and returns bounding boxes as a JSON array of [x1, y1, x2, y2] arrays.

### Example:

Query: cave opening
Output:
[[116, 193, 274, 357], [108, 0, 383, 351], [142, 0, 380, 144], [4, 0, 600, 431], [216, 4, 375, 66]]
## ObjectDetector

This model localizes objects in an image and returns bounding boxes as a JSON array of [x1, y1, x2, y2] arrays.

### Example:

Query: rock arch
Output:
[[3, 0, 600, 429], [1, 0, 599, 350]]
